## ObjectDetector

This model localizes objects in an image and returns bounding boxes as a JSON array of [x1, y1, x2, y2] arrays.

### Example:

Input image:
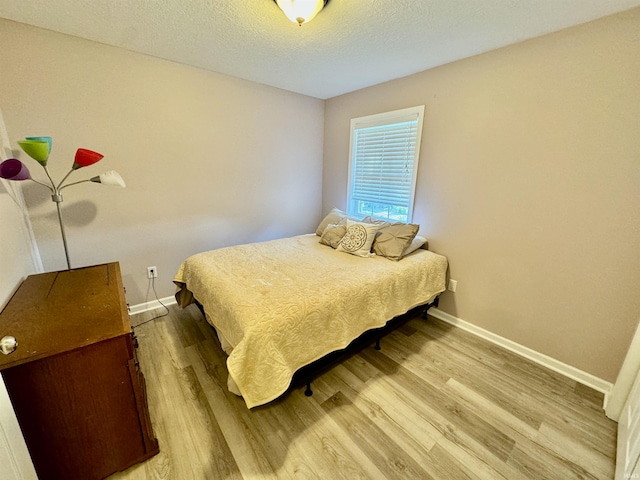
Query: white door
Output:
[[0, 380, 37, 480], [616, 368, 640, 479]]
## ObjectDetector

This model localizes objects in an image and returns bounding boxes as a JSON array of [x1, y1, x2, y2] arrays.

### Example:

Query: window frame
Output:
[[346, 105, 425, 223]]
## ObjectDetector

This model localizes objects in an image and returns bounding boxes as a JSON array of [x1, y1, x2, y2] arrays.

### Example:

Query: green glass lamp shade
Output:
[[0, 159, 31, 181], [72, 148, 104, 170], [25, 136, 53, 153], [18, 139, 51, 166]]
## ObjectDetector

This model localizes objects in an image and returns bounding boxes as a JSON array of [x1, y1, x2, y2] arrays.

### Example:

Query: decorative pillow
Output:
[[403, 235, 428, 256], [337, 220, 379, 257], [371, 222, 419, 261], [315, 208, 349, 236], [319, 223, 347, 249], [362, 216, 420, 260], [362, 216, 388, 225]]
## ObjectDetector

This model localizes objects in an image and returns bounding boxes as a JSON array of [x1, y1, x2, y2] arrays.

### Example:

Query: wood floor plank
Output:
[[187, 339, 282, 478], [574, 381, 606, 407], [406, 322, 616, 452], [419, 317, 612, 424], [358, 347, 518, 463], [383, 327, 545, 430], [332, 362, 512, 480], [507, 439, 601, 480], [275, 388, 386, 479], [327, 363, 439, 467], [174, 365, 243, 478], [427, 443, 476, 480], [536, 422, 615, 480], [168, 305, 206, 349], [321, 390, 435, 479], [359, 368, 530, 480], [443, 377, 602, 479], [108, 305, 616, 480], [418, 318, 575, 389], [394, 321, 617, 458], [444, 378, 540, 443]]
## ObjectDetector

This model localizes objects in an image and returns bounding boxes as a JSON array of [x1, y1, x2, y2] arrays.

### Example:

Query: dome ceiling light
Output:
[[273, 0, 330, 26]]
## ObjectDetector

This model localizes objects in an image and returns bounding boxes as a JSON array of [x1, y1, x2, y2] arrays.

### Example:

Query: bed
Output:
[[174, 214, 448, 408]]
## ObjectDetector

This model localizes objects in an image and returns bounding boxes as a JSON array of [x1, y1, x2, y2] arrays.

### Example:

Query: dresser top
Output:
[[0, 262, 130, 370]]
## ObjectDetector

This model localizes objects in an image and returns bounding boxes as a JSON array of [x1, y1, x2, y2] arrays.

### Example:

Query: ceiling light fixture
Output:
[[273, 0, 330, 26]]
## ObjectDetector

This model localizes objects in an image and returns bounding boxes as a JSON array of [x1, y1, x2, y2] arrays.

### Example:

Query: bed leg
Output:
[[422, 296, 440, 319], [305, 381, 313, 396], [374, 338, 381, 350]]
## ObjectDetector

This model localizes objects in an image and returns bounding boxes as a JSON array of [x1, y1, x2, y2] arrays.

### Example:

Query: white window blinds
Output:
[[347, 106, 424, 223]]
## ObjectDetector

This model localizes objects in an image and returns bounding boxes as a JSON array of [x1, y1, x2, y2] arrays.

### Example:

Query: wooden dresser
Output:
[[0, 262, 159, 480]]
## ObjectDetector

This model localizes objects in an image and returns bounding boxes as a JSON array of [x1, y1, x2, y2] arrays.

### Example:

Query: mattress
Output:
[[174, 234, 447, 408]]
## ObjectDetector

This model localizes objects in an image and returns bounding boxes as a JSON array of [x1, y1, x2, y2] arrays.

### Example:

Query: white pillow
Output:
[[337, 220, 379, 257], [403, 235, 427, 256]]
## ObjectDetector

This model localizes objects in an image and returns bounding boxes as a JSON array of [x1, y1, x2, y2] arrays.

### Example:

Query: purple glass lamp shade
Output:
[[72, 148, 104, 170], [0, 159, 31, 181], [17, 139, 51, 166]]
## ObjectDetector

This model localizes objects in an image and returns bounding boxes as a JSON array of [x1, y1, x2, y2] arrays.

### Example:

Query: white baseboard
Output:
[[128, 296, 177, 316], [429, 307, 613, 407]]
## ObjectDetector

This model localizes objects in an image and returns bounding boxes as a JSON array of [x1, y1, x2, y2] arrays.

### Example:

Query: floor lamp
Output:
[[0, 136, 125, 270]]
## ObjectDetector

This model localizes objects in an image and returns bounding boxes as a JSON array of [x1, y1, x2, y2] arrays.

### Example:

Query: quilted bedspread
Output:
[[174, 234, 447, 408]]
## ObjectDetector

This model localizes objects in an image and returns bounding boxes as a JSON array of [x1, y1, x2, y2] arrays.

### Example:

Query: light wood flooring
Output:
[[110, 304, 617, 479]]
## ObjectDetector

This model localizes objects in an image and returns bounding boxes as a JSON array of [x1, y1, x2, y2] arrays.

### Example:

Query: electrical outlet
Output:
[[448, 279, 457, 292], [147, 266, 158, 279]]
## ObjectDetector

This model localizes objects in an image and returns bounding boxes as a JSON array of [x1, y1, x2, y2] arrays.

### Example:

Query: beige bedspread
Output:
[[174, 234, 447, 408]]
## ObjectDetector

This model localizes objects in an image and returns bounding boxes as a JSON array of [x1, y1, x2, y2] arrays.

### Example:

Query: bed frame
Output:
[[295, 296, 440, 397], [195, 295, 440, 401]]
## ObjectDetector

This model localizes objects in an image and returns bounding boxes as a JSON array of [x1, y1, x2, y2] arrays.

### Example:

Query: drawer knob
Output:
[[0, 336, 18, 355]]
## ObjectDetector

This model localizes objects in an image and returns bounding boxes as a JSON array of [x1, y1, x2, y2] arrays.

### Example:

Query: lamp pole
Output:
[[52, 193, 71, 269]]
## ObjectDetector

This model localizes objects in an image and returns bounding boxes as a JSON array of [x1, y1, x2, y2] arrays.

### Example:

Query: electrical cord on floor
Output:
[[131, 276, 170, 329]]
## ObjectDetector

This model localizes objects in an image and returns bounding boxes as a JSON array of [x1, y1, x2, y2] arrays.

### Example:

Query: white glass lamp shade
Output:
[[91, 170, 126, 188], [275, 0, 327, 25]]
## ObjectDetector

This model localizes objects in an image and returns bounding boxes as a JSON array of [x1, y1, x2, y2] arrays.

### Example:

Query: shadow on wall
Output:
[[21, 181, 98, 226], [45, 200, 98, 227]]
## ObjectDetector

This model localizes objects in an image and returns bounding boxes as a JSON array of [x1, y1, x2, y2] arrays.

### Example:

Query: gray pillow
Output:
[[316, 208, 348, 236], [362, 218, 419, 261], [319, 224, 347, 249]]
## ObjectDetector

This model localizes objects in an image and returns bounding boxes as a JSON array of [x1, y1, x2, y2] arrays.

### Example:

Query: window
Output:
[[347, 105, 425, 223]]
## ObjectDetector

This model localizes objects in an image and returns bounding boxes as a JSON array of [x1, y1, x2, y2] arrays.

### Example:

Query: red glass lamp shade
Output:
[[72, 148, 104, 170], [0, 159, 31, 181]]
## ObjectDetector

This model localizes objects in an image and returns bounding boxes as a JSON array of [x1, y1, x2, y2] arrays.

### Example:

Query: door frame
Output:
[[607, 317, 640, 421]]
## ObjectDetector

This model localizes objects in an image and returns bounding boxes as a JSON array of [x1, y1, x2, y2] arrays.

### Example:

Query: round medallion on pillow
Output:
[[337, 220, 379, 257], [340, 223, 368, 252]]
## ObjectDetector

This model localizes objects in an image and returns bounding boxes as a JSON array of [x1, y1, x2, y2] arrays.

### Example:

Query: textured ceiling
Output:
[[1, 0, 639, 99]]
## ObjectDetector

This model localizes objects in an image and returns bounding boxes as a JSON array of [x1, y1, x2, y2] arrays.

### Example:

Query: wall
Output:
[[323, 8, 640, 383], [0, 109, 39, 479], [0, 19, 324, 305]]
